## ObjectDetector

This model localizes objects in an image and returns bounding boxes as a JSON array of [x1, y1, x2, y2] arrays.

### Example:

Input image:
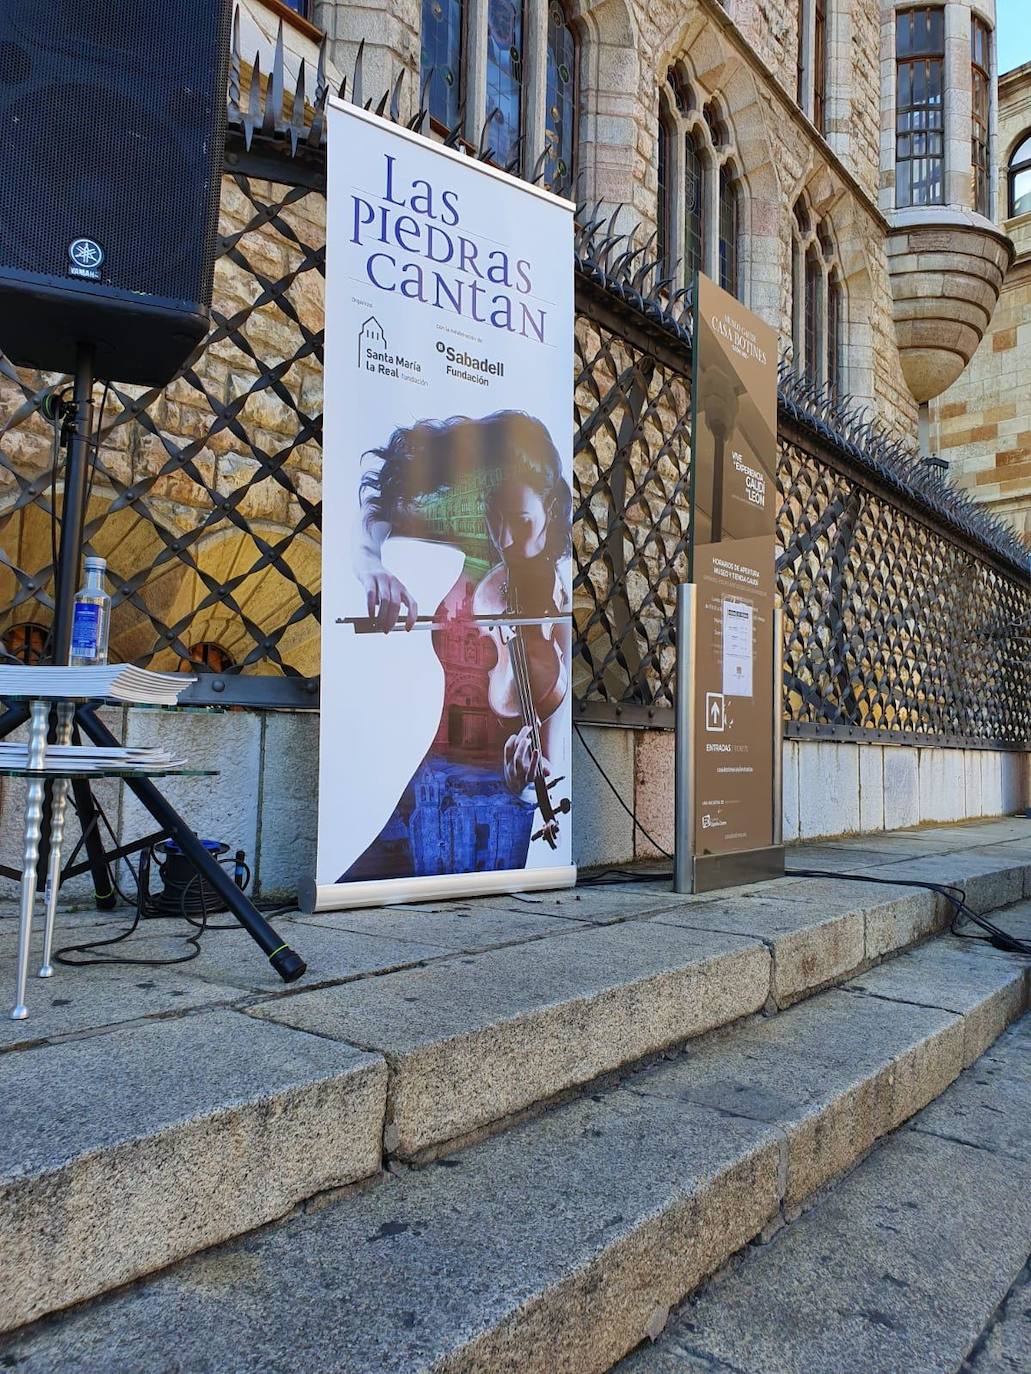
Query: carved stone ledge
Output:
[[887, 210, 1014, 403]]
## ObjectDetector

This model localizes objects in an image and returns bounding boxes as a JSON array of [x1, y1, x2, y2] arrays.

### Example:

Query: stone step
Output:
[[1, 932, 1025, 1372], [1, 847, 1028, 1335], [0, 1011, 387, 1334], [616, 1011, 1031, 1374], [252, 849, 1029, 1160]]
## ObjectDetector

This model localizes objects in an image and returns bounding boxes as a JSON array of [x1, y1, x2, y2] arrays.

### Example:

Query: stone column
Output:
[[314, 0, 420, 119], [878, 1, 897, 214], [943, 2, 972, 210], [522, 0, 550, 174]]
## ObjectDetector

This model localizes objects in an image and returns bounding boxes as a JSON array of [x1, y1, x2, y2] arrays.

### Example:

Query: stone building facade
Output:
[[932, 59, 1031, 535], [2, 0, 1028, 893], [306, 0, 1011, 438]]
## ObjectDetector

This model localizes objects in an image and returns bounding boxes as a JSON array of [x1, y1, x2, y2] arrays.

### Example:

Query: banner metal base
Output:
[[299, 864, 578, 915]]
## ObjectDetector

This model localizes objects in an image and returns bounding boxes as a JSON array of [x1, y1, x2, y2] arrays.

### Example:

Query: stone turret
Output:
[[882, 0, 1013, 403]]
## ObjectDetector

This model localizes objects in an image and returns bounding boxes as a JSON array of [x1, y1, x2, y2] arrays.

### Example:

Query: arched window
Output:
[[420, 0, 577, 185], [685, 130, 705, 285], [804, 246, 821, 384], [1011, 133, 1031, 218], [421, 0, 464, 130], [657, 116, 671, 278], [2, 622, 49, 665], [828, 272, 844, 395], [895, 7, 945, 207], [544, 1, 576, 186], [971, 16, 992, 216], [792, 197, 846, 392], [718, 164, 740, 297], [656, 72, 745, 301], [178, 643, 236, 674]]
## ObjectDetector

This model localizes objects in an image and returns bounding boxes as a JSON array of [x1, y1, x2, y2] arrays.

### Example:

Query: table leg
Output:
[[39, 701, 74, 979], [12, 701, 49, 1021]]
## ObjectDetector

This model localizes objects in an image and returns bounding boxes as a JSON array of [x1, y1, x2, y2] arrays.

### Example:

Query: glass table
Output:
[[2, 694, 215, 1020]]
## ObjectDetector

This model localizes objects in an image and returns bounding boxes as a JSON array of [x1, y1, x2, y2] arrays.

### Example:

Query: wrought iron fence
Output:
[[2, 47, 1030, 747]]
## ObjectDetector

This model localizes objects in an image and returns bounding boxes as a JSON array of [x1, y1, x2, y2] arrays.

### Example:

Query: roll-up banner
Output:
[[301, 99, 576, 912], [689, 272, 783, 891]]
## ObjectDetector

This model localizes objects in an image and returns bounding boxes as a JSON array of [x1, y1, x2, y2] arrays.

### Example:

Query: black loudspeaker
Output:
[[0, 0, 233, 385]]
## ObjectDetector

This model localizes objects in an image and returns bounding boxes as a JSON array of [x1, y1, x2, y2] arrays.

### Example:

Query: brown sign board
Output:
[[689, 273, 781, 882]]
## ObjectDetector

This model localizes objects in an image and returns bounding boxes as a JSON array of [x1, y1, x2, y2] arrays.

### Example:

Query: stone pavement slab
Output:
[[618, 1013, 1031, 1374], [911, 1014, 1031, 1163], [962, 1260, 1031, 1374], [0, 1009, 386, 1331], [292, 899, 595, 950], [628, 984, 965, 1208], [120, 915, 452, 992], [843, 936, 1030, 1067], [0, 953, 245, 1050]]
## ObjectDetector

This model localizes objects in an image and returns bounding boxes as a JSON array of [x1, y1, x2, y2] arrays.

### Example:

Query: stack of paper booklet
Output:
[[0, 742, 187, 773], [0, 665, 194, 706]]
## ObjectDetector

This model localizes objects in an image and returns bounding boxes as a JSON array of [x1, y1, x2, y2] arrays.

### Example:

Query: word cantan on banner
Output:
[[299, 99, 577, 913], [689, 272, 782, 889]]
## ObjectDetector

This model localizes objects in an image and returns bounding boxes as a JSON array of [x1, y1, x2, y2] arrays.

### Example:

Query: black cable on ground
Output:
[[566, 734, 1030, 953], [53, 791, 288, 968], [785, 866, 1031, 957]]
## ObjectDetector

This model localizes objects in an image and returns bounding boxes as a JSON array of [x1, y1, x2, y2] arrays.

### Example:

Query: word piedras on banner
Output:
[[350, 154, 549, 343]]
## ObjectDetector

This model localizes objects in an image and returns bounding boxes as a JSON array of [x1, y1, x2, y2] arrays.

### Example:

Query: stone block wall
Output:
[[1, 711, 1024, 905]]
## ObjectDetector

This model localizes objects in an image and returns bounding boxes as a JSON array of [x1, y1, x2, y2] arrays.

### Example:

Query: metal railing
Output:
[[2, 42, 1029, 747]]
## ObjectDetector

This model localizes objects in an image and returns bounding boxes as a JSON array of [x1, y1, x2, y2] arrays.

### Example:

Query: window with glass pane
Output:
[[814, 0, 827, 134], [1011, 133, 1031, 218], [486, 0, 524, 169], [421, 0, 463, 129], [544, 1, 576, 189], [718, 164, 739, 298], [895, 7, 944, 207], [971, 17, 991, 215], [805, 248, 821, 382], [281, 0, 310, 15], [657, 117, 671, 279], [796, 1, 806, 107], [684, 132, 705, 284], [828, 276, 843, 394]]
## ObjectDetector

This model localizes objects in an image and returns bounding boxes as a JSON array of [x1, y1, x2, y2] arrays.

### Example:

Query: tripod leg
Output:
[[76, 704, 306, 983], [69, 720, 118, 909], [0, 700, 30, 739]]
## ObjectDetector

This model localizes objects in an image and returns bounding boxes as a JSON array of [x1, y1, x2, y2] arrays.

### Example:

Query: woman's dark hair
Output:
[[360, 411, 572, 559]]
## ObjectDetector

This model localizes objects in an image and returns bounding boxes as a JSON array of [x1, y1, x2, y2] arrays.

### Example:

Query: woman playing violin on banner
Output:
[[340, 410, 572, 882]]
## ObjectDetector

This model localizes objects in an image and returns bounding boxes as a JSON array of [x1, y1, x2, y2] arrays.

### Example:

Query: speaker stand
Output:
[[0, 344, 305, 984]]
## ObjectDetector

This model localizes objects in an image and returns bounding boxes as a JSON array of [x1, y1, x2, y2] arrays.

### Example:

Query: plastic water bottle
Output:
[[70, 556, 111, 666]]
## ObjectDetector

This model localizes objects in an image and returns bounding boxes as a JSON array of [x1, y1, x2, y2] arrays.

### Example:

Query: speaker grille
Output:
[[0, 0, 231, 308]]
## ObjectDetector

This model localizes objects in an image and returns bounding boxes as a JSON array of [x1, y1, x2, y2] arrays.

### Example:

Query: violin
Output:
[[480, 561, 571, 850]]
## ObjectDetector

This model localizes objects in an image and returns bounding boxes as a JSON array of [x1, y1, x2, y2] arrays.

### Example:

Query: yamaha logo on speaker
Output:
[[68, 238, 104, 282]]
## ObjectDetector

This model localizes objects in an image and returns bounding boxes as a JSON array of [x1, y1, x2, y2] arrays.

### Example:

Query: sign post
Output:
[[676, 272, 783, 893], [302, 99, 576, 913]]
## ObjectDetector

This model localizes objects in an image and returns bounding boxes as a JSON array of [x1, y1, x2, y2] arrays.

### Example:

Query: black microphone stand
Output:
[[0, 344, 306, 983]]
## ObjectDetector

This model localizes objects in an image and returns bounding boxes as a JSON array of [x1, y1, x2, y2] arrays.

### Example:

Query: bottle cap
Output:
[[84, 555, 107, 571]]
